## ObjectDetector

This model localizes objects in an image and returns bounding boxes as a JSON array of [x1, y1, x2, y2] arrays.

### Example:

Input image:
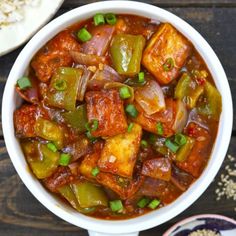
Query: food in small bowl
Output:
[[2, 1, 232, 235], [13, 12, 222, 219]]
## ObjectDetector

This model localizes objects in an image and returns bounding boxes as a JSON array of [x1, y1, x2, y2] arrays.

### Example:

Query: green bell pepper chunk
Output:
[[47, 67, 83, 111], [72, 181, 108, 208], [197, 81, 222, 121], [62, 104, 88, 132], [22, 141, 59, 179], [175, 73, 204, 109], [58, 185, 95, 213], [35, 118, 64, 149], [175, 136, 195, 162], [110, 34, 146, 76]]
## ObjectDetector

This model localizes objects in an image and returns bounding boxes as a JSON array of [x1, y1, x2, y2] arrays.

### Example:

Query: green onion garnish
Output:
[[165, 138, 179, 153], [53, 79, 67, 91], [77, 28, 92, 42], [141, 140, 148, 148], [156, 122, 163, 135], [105, 13, 117, 25], [93, 13, 105, 26], [127, 123, 134, 133], [109, 200, 123, 212], [119, 86, 131, 99], [125, 104, 139, 118], [148, 199, 160, 209], [163, 57, 174, 71], [91, 167, 100, 177], [85, 119, 99, 132], [137, 197, 150, 208], [174, 133, 187, 146], [17, 76, 32, 90], [59, 153, 71, 166], [86, 131, 97, 142], [138, 72, 145, 83], [47, 142, 57, 152]]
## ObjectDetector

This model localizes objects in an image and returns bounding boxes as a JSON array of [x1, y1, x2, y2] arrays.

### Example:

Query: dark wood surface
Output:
[[0, 1, 235, 235]]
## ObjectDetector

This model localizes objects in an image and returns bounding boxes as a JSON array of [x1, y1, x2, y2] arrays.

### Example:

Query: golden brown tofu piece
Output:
[[142, 23, 191, 84], [133, 99, 176, 137], [31, 30, 80, 82], [177, 123, 211, 177], [85, 89, 128, 137], [79, 141, 104, 179], [141, 157, 172, 181], [98, 123, 142, 178], [96, 172, 144, 199]]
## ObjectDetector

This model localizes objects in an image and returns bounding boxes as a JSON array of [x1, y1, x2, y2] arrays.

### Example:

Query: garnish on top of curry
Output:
[[13, 13, 222, 220]]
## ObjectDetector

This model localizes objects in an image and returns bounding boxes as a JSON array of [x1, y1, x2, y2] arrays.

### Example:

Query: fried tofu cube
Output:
[[79, 152, 100, 179], [31, 30, 80, 82], [133, 99, 176, 137], [85, 89, 128, 137], [98, 123, 142, 178], [142, 23, 191, 84], [79, 141, 104, 179], [96, 172, 144, 199], [177, 123, 211, 177]]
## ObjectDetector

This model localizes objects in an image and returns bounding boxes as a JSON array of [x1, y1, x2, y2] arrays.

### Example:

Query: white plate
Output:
[[0, 0, 64, 56]]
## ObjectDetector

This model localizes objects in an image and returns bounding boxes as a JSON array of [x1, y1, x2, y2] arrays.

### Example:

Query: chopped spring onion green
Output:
[[156, 122, 163, 135], [77, 28, 92, 42], [119, 86, 131, 99], [86, 131, 97, 142], [174, 133, 187, 146], [163, 57, 174, 71], [109, 200, 123, 212], [53, 79, 67, 91], [105, 13, 117, 25], [85, 119, 99, 132], [137, 197, 150, 208], [91, 167, 100, 177], [127, 123, 134, 133], [138, 72, 145, 83], [47, 143, 57, 153], [17, 76, 32, 90], [93, 13, 105, 26], [59, 153, 71, 166], [125, 104, 139, 118], [165, 138, 179, 153], [148, 199, 160, 209], [141, 140, 148, 148]]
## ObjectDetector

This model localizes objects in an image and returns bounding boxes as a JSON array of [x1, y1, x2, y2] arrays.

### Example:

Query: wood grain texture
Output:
[[0, 1, 235, 235]]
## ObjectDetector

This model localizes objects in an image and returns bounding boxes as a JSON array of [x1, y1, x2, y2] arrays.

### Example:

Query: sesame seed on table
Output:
[[0, 0, 236, 235]]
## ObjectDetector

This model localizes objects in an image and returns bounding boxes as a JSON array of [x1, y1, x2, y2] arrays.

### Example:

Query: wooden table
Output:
[[0, 0, 235, 235]]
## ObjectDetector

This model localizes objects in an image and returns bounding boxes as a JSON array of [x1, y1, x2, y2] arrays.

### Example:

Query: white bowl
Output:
[[2, 2, 233, 236]]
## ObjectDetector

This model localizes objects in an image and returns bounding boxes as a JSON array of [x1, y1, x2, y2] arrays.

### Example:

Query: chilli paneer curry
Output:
[[14, 13, 222, 219]]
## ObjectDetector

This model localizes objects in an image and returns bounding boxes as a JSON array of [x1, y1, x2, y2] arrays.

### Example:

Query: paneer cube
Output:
[[177, 123, 211, 177], [142, 23, 191, 84], [98, 123, 142, 178], [96, 172, 144, 199], [133, 99, 176, 137], [85, 89, 128, 137]]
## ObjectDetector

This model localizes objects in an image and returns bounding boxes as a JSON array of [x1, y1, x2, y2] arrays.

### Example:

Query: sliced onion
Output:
[[87, 64, 123, 90], [104, 82, 134, 103], [16, 82, 38, 104], [81, 25, 115, 56], [68, 162, 80, 175], [134, 80, 165, 115], [172, 100, 188, 133], [75, 65, 91, 101], [70, 51, 107, 66]]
